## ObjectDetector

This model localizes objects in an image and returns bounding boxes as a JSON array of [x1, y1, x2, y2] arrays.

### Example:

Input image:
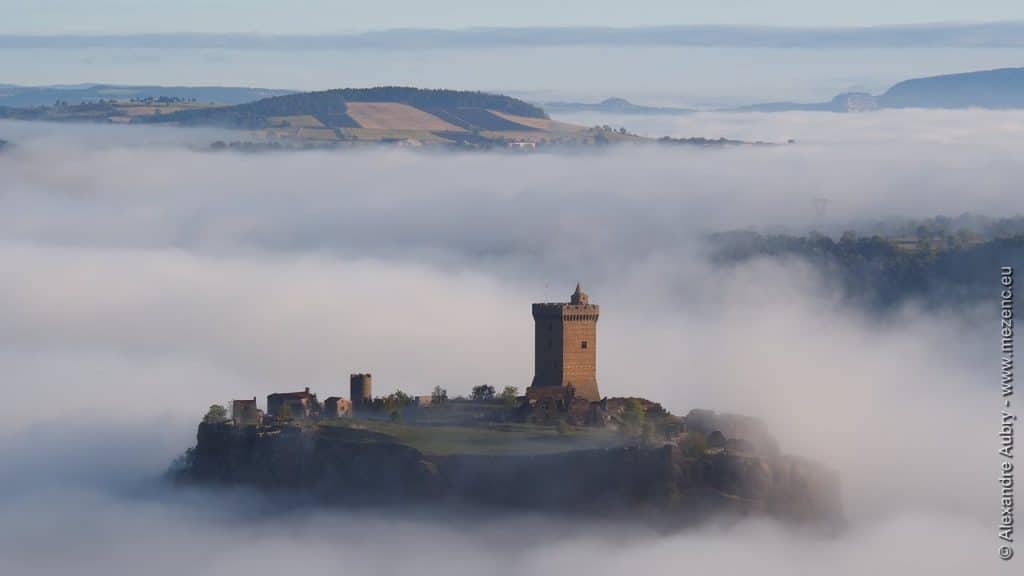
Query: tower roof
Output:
[[570, 282, 588, 305]]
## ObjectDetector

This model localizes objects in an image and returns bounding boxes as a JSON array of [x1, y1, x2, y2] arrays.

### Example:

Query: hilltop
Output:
[[171, 393, 841, 526], [150, 86, 548, 127], [145, 86, 599, 146], [0, 86, 635, 147]]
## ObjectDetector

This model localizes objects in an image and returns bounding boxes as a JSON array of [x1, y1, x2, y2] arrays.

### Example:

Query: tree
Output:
[[386, 390, 412, 409], [431, 386, 448, 404], [471, 384, 496, 401], [620, 399, 646, 438], [500, 386, 519, 407], [203, 404, 228, 424]]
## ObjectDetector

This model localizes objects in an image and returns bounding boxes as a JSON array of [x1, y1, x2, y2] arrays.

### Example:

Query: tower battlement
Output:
[[528, 283, 600, 401], [532, 302, 600, 319], [349, 373, 373, 408]]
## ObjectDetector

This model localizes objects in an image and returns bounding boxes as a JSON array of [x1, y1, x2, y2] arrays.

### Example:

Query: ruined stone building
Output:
[[231, 397, 262, 426], [267, 387, 319, 419], [323, 396, 352, 419], [528, 283, 601, 402]]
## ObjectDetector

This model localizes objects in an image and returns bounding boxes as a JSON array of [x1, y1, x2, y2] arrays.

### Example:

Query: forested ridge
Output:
[[710, 216, 1024, 308]]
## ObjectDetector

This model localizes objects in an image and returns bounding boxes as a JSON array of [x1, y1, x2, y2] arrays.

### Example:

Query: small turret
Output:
[[570, 282, 589, 305]]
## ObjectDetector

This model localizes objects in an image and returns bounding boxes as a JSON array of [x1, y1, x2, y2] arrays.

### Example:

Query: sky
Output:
[[2, 1, 1024, 104], [2, 0, 1024, 34]]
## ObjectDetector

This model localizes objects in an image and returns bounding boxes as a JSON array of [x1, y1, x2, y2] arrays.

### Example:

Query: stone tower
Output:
[[529, 283, 600, 401], [350, 373, 372, 407]]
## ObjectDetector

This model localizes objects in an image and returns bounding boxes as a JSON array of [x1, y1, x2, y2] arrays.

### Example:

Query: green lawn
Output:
[[321, 420, 623, 456]]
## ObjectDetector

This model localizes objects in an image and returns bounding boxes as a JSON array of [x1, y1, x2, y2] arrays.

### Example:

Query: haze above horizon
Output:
[[3, 0, 1024, 35]]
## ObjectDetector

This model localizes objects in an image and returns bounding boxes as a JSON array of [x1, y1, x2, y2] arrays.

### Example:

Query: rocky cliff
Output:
[[173, 422, 842, 527]]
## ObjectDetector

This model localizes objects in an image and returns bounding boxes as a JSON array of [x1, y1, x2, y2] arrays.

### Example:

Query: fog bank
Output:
[[0, 111, 1012, 573]]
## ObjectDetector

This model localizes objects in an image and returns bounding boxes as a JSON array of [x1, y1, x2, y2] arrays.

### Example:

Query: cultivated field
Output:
[[489, 110, 584, 133], [345, 102, 465, 132]]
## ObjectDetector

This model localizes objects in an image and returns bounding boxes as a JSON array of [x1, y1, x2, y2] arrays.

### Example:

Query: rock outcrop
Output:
[[174, 422, 842, 527]]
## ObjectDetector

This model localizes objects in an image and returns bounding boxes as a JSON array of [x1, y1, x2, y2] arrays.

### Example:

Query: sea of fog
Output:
[[0, 110, 1015, 573]]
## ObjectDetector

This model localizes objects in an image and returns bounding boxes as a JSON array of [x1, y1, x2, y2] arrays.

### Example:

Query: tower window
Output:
[[581, 340, 588, 349]]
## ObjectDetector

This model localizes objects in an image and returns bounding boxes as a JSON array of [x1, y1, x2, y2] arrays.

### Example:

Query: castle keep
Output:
[[529, 283, 601, 401]]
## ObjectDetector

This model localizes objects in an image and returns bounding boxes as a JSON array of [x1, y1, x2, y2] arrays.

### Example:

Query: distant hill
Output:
[[877, 68, 1024, 109], [543, 97, 693, 115], [731, 92, 878, 113], [0, 83, 293, 107], [0, 86, 777, 148], [149, 87, 550, 130], [0, 86, 661, 147], [731, 68, 1024, 112]]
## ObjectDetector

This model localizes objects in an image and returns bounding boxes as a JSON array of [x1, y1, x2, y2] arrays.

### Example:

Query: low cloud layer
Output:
[[0, 111, 1014, 573], [6, 23, 1024, 50]]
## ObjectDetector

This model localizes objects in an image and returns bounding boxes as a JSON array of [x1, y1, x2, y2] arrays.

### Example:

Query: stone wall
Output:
[[561, 307, 599, 400]]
